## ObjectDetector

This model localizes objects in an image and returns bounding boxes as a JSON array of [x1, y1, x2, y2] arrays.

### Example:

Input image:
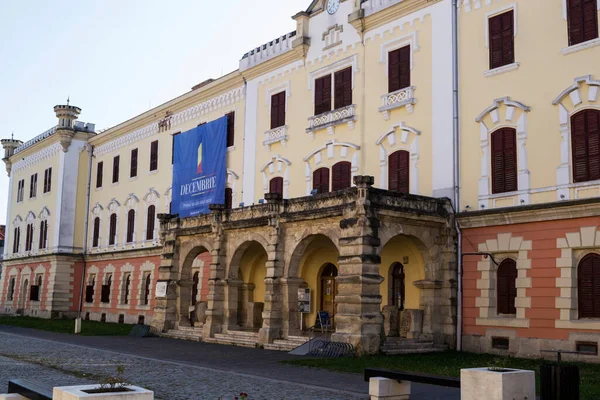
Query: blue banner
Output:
[[172, 116, 227, 217]]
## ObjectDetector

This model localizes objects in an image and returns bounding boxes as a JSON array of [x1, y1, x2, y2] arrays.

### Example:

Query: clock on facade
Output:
[[326, 0, 340, 15]]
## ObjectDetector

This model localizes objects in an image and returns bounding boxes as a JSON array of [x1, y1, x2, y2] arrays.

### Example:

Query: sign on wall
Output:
[[172, 116, 227, 217], [297, 288, 311, 313], [155, 281, 168, 298]]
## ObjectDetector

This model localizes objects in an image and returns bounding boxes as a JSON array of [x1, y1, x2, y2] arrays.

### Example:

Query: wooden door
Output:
[[320, 264, 338, 325]]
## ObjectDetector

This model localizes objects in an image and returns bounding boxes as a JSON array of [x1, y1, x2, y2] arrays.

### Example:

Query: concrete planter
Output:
[[53, 385, 153, 400], [461, 368, 535, 400]]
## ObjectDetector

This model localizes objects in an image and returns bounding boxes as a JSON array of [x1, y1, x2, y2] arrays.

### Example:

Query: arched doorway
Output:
[[390, 262, 405, 311], [319, 263, 338, 325], [178, 245, 211, 327]]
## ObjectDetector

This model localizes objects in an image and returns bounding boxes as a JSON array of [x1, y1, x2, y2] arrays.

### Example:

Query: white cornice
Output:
[[11, 142, 62, 174]]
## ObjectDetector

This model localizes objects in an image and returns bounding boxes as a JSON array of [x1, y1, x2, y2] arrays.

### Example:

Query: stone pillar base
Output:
[[460, 368, 535, 400], [331, 331, 381, 356], [369, 377, 410, 400]]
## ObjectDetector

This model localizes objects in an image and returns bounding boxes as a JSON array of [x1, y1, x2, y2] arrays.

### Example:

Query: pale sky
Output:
[[0, 0, 309, 225]]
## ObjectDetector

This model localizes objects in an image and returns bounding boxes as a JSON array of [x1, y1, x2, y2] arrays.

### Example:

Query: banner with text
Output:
[[172, 116, 227, 217]]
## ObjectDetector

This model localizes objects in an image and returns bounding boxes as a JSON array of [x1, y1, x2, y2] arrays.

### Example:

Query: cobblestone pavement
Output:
[[0, 327, 460, 400]]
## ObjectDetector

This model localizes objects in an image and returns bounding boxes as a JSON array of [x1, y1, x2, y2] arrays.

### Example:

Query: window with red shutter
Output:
[[489, 10, 515, 70], [226, 112, 235, 147], [389, 150, 410, 193], [334, 67, 353, 110], [388, 46, 411, 93], [92, 217, 100, 248], [568, 0, 599, 46], [96, 162, 104, 188], [109, 214, 117, 245], [269, 177, 284, 196], [571, 109, 600, 183], [314, 75, 332, 115], [270, 92, 286, 129], [146, 206, 156, 240], [332, 162, 352, 191], [224, 188, 233, 210], [578, 253, 600, 318], [497, 259, 517, 315], [126, 209, 135, 243], [491, 128, 517, 194], [313, 168, 330, 194], [112, 155, 120, 184], [150, 141, 159, 171]]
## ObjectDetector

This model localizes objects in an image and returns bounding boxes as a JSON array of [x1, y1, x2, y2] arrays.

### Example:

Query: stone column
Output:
[[332, 176, 384, 355], [224, 279, 243, 330], [203, 205, 226, 339], [151, 214, 181, 333], [177, 279, 193, 327], [259, 193, 284, 344], [281, 277, 304, 337]]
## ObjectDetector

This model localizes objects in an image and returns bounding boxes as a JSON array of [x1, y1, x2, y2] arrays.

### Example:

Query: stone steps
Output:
[[203, 331, 261, 348], [264, 336, 310, 352], [381, 338, 448, 355], [161, 330, 203, 342], [383, 347, 448, 355]]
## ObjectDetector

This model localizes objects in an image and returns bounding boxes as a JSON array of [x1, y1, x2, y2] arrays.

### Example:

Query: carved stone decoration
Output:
[[399, 309, 423, 339], [57, 130, 75, 152], [158, 112, 173, 133], [382, 305, 400, 337]]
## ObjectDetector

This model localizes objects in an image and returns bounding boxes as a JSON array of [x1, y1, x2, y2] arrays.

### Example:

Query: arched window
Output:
[[269, 177, 284, 196], [191, 271, 200, 306], [123, 274, 131, 305], [578, 253, 600, 318], [25, 223, 34, 252], [38, 220, 48, 250], [109, 214, 117, 246], [571, 109, 600, 183], [7, 277, 15, 301], [497, 259, 517, 314], [144, 274, 152, 305], [126, 210, 135, 243], [491, 128, 517, 194], [12, 227, 20, 253], [390, 263, 406, 310], [332, 162, 351, 191], [388, 150, 410, 194], [224, 188, 233, 210], [101, 274, 112, 304], [146, 206, 156, 241], [92, 217, 100, 248], [313, 168, 330, 194]]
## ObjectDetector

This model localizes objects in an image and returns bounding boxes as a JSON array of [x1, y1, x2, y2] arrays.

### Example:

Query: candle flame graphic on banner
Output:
[[197, 143, 203, 174]]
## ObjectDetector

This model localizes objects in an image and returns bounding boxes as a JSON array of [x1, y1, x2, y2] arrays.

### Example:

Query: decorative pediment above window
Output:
[[38, 207, 50, 220], [322, 24, 343, 51]]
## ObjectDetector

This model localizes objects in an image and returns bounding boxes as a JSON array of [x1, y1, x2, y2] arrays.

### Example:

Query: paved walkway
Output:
[[0, 326, 459, 399]]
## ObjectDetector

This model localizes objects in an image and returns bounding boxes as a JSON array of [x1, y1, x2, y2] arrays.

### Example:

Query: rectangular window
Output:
[[29, 173, 37, 198], [150, 140, 158, 171], [112, 155, 120, 184], [334, 67, 353, 110], [43, 167, 52, 193], [489, 10, 515, 70], [270, 92, 287, 129], [388, 46, 411, 93], [226, 112, 235, 147], [130, 148, 138, 178], [17, 179, 24, 202], [491, 337, 510, 350], [96, 162, 104, 188], [576, 341, 598, 355], [30, 285, 40, 302], [172, 132, 180, 165], [314, 75, 332, 115], [568, 0, 599, 46]]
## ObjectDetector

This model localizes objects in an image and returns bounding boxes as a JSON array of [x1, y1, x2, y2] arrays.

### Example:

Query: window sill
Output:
[[148, 170, 158, 176], [42, 192, 51, 197], [379, 87, 416, 120], [136, 305, 152, 311], [556, 319, 600, 330], [562, 38, 600, 55], [475, 317, 529, 328], [484, 62, 520, 78], [306, 105, 357, 137], [129, 176, 138, 181], [111, 182, 119, 187], [227, 146, 236, 153], [95, 187, 103, 192]]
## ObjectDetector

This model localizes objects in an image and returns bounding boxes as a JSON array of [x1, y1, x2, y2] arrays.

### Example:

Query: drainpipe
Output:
[[451, 0, 463, 351], [76, 143, 93, 332]]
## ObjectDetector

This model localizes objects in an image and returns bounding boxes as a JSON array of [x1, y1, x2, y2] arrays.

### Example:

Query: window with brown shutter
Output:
[[130, 148, 138, 178], [578, 253, 600, 318], [224, 188, 233, 210], [491, 128, 517, 194], [112, 155, 120, 184], [489, 10, 515, 70], [315, 75, 332, 115], [313, 168, 330, 194], [126, 209, 135, 243], [571, 109, 600, 183], [96, 162, 104, 188], [271, 92, 286, 129], [332, 161, 352, 191], [389, 46, 411, 93], [43, 168, 52, 193], [269, 177, 284, 196], [146, 205, 156, 241], [226, 112, 235, 147], [568, 0, 599, 46], [109, 214, 117, 245], [497, 259, 517, 315], [389, 150, 410, 194], [150, 140, 158, 171], [30, 173, 37, 198], [334, 67, 353, 110], [38, 220, 47, 250], [92, 217, 100, 248]]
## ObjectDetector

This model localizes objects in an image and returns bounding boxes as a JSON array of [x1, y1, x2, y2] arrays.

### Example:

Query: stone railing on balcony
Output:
[[306, 104, 356, 137], [379, 87, 416, 120], [263, 125, 289, 150]]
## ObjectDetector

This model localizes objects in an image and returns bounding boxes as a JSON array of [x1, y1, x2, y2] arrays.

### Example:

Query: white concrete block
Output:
[[53, 385, 153, 400], [461, 368, 535, 400], [369, 377, 410, 400], [0, 394, 29, 399]]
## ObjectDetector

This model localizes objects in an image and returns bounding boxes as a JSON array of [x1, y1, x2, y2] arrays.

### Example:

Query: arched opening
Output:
[[319, 263, 338, 325], [578, 253, 600, 319], [19, 278, 29, 310], [178, 245, 211, 327], [228, 241, 268, 331], [497, 259, 517, 315], [389, 263, 406, 310]]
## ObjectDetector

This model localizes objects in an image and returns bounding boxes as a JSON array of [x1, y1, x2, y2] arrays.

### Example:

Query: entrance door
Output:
[[390, 263, 405, 310], [320, 263, 338, 324]]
